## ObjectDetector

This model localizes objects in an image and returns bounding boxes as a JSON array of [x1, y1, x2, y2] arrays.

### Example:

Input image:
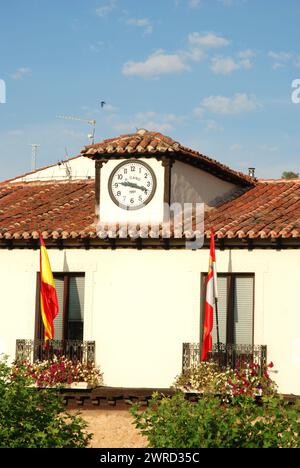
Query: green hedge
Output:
[[131, 392, 300, 448]]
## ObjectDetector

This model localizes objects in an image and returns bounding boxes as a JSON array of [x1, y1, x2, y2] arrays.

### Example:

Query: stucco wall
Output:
[[0, 248, 299, 395], [10, 156, 94, 182], [171, 160, 239, 207]]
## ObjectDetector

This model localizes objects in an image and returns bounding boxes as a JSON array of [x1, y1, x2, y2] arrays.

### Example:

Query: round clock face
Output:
[[108, 160, 157, 210]]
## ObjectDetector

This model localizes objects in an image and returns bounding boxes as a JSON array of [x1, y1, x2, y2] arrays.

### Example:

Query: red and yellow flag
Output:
[[201, 228, 218, 361], [40, 235, 59, 344]]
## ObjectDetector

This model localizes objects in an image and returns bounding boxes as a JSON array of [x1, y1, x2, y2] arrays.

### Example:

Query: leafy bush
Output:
[[0, 357, 92, 448], [131, 392, 300, 448], [174, 361, 277, 398], [12, 356, 103, 388]]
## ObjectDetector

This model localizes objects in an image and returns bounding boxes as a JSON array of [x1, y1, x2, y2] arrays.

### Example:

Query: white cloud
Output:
[[238, 49, 255, 69], [230, 143, 242, 151], [11, 67, 31, 80], [211, 51, 255, 75], [268, 51, 300, 69], [177, 0, 246, 8], [239, 59, 253, 70], [122, 50, 189, 78], [294, 56, 300, 68], [218, 0, 233, 5], [112, 111, 185, 133], [122, 31, 230, 77], [200, 93, 260, 115], [193, 106, 205, 118], [272, 62, 285, 70], [193, 110, 223, 131], [188, 32, 230, 48], [218, 0, 247, 6], [89, 41, 105, 53], [238, 49, 255, 59], [174, 0, 202, 7], [101, 103, 118, 113], [126, 18, 153, 35], [203, 119, 224, 132], [184, 47, 206, 63], [95, 0, 116, 18], [268, 51, 292, 62], [188, 0, 202, 8], [211, 57, 239, 75], [122, 31, 255, 80]]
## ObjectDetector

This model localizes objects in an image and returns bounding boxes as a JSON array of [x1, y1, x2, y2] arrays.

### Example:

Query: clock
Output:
[[108, 160, 157, 210]]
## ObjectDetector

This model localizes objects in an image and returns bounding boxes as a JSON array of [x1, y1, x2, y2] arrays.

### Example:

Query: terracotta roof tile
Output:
[[81, 129, 254, 187], [205, 181, 300, 239], [1, 179, 300, 241]]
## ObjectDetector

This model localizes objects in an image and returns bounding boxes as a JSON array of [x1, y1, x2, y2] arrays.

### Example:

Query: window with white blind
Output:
[[202, 274, 254, 346], [37, 273, 85, 341]]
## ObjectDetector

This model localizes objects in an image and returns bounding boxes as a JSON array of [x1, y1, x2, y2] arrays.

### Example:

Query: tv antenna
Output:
[[62, 148, 73, 179], [29, 144, 40, 171], [57, 114, 96, 144]]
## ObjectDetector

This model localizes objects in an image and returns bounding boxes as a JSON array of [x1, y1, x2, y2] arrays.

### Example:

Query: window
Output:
[[201, 274, 254, 346], [36, 273, 85, 341]]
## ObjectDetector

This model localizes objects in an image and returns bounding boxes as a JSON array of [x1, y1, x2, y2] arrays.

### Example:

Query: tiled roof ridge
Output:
[[81, 129, 255, 186], [258, 178, 300, 184], [0, 178, 94, 189]]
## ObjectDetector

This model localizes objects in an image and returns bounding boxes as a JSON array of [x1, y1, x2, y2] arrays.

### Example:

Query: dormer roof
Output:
[[81, 129, 255, 187]]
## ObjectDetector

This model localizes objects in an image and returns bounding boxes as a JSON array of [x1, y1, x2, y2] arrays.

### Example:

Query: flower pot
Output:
[[67, 382, 92, 389]]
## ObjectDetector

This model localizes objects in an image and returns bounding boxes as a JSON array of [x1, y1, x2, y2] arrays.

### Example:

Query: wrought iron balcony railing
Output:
[[15, 339, 96, 364], [182, 343, 267, 375]]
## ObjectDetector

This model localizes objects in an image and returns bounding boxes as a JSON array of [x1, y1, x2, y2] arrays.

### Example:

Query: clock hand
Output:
[[119, 181, 148, 193]]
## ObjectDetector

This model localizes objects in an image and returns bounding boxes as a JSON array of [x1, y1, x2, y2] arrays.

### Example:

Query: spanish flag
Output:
[[201, 228, 218, 361], [40, 235, 59, 344]]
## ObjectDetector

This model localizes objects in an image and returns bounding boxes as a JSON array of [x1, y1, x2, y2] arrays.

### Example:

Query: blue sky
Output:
[[0, 0, 299, 181]]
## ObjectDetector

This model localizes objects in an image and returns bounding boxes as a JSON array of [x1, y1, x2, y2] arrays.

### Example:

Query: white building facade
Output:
[[0, 129, 299, 395]]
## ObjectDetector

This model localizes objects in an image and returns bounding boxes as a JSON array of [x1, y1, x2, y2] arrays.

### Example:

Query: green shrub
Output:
[[0, 357, 92, 448], [131, 392, 300, 448]]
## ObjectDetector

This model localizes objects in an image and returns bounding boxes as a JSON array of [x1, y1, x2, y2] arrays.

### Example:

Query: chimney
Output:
[[248, 167, 255, 178]]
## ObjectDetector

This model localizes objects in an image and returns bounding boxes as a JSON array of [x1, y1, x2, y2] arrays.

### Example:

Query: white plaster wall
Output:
[[0, 248, 299, 395], [10, 156, 94, 182], [99, 158, 165, 224], [171, 160, 239, 206]]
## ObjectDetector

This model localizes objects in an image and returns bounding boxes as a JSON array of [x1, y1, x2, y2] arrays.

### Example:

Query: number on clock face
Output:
[[108, 160, 157, 210]]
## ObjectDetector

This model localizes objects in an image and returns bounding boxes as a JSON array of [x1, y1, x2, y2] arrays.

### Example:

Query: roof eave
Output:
[[81, 148, 255, 187]]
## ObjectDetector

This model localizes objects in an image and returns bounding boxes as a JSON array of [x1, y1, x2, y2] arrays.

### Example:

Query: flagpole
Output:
[[215, 297, 221, 359]]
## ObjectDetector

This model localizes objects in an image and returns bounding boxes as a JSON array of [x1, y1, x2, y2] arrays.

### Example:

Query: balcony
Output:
[[15, 339, 96, 364], [182, 343, 267, 375]]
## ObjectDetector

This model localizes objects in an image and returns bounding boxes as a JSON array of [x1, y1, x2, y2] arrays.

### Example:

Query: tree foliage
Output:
[[282, 171, 299, 179], [131, 392, 300, 448], [0, 357, 92, 448]]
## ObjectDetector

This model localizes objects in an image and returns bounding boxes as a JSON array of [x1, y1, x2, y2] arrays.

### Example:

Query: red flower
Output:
[[268, 362, 274, 369]]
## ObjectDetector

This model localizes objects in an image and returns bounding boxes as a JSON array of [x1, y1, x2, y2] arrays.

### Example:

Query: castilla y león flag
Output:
[[201, 228, 218, 361], [40, 235, 59, 343]]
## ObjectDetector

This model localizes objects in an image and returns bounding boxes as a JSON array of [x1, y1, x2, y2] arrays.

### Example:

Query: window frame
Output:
[[35, 272, 85, 341], [200, 272, 255, 347]]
